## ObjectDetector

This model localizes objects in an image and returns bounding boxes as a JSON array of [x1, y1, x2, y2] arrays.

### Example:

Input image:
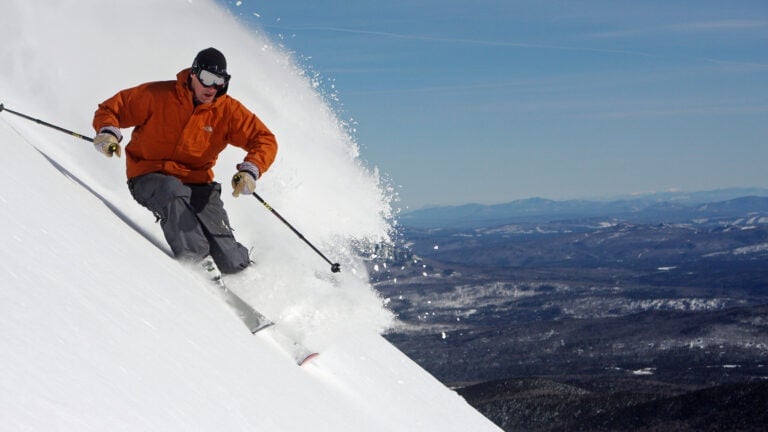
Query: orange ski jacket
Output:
[[93, 68, 277, 184]]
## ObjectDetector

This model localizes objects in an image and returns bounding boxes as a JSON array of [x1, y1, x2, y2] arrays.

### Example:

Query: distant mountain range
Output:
[[400, 188, 768, 228], [379, 187, 768, 431]]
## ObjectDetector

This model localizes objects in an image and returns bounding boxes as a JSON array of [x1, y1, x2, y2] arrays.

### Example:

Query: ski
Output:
[[211, 279, 319, 366], [267, 329, 320, 366], [214, 280, 274, 333]]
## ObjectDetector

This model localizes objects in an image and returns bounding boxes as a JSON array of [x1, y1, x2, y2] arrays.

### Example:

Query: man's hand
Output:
[[93, 132, 121, 158], [232, 162, 260, 197], [232, 171, 257, 197]]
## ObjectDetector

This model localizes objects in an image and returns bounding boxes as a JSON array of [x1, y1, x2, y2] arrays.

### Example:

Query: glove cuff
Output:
[[99, 126, 123, 143], [236, 162, 260, 181]]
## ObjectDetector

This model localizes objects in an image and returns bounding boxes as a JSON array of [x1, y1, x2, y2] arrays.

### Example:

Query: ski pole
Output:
[[0, 103, 121, 156], [2, 103, 85, 141], [243, 185, 341, 273]]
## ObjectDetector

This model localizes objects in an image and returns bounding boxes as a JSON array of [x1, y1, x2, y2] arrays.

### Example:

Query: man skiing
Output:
[[92, 47, 278, 279]]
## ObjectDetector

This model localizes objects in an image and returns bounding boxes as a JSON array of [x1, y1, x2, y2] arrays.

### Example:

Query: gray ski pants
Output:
[[128, 172, 251, 274]]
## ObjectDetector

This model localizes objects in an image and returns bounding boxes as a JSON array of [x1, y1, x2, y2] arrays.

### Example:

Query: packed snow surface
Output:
[[0, 0, 500, 430]]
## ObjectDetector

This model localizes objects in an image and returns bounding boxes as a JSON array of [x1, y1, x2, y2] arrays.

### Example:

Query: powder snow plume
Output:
[[0, 0, 396, 345]]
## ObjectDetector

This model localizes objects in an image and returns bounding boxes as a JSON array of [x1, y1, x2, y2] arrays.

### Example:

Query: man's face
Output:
[[190, 72, 219, 104]]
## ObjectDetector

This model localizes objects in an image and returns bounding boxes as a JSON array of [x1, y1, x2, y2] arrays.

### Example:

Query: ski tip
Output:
[[298, 352, 320, 366]]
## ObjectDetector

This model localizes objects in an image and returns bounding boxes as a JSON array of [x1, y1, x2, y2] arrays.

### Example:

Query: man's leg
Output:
[[189, 183, 251, 274], [129, 173, 210, 262]]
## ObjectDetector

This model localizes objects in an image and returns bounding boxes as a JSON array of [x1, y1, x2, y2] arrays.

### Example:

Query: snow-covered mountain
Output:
[[0, 1, 500, 430]]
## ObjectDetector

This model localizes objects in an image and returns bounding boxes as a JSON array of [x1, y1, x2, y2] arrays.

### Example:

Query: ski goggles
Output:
[[196, 69, 229, 88]]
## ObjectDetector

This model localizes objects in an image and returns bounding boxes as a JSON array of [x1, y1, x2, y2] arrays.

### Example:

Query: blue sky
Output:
[[220, 0, 768, 210]]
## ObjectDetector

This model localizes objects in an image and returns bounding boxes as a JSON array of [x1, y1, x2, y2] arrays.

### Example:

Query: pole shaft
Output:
[[0, 104, 94, 143], [252, 192, 341, 272]]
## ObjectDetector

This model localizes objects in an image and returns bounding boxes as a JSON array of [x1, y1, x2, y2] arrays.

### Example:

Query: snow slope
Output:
[[0, 0, 500, 430]]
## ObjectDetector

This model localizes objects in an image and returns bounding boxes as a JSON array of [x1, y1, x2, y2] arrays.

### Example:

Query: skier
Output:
[[92, 47, 278, 279]]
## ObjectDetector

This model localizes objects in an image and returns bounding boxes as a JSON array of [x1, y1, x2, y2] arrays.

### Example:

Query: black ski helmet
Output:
[[191, 47, 231, 96]]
